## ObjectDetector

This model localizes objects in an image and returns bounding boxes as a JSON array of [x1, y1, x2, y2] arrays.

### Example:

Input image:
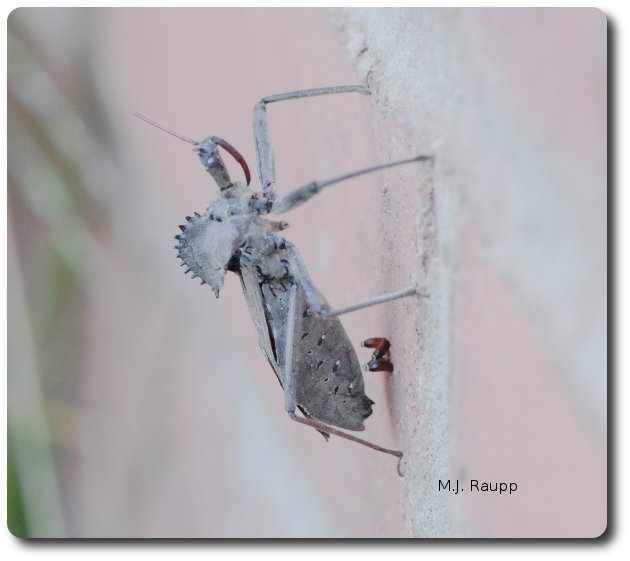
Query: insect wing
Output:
[[239, 263, 281, 380], [239, 261, 373, 431], [293, 291, 374, 431]]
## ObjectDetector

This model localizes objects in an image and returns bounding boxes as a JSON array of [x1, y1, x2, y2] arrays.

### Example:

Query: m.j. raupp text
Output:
[[438, 480, 518, 494]]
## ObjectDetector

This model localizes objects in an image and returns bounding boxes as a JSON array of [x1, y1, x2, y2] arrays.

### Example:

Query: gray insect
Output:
[[135, 82, 431, 475]]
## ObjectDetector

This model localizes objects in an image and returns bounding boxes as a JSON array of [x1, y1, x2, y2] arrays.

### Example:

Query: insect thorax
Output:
[[175, 181, 263, 296]]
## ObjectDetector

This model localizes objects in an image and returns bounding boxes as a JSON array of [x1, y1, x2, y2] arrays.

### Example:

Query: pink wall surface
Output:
[[92, 7, 416, 537], [453, 226, 605, 537], [449, 8, 607, 537], [8, 7, 606, 538]]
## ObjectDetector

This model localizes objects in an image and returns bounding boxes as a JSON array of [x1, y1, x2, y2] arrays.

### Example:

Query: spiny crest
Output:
[[174, 211, 237, 297], [174, 178, 262, 298], [174, 213, 208, 283]]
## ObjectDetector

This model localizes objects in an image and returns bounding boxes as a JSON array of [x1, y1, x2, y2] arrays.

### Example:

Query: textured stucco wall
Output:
[[329, 7, 606, 537]]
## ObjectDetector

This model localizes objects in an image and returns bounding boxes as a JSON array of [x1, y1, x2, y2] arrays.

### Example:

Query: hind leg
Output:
[[282, 283, 404, 475]]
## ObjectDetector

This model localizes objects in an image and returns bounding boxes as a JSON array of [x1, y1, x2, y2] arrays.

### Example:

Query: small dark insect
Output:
[[135, 81, 431, 475], [362, 337, 394, 372]]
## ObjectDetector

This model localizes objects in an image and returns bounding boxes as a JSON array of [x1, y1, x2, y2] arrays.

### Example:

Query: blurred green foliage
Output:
[[8, 9, 112, 537], [8, 437, 29, 538]]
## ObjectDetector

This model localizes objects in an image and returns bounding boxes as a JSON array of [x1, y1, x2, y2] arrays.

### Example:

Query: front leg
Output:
[[253, 85, 370, 202], [271, 155, 432, 215]]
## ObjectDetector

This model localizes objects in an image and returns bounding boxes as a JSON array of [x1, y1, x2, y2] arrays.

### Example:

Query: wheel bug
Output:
[[135, 82, 431, 475]]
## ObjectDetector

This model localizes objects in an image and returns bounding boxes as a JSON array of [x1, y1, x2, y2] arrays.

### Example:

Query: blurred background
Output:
[[7, 8, 606, 538]]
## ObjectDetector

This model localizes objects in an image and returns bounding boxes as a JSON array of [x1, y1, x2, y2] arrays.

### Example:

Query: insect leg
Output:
[[283, 283, 299, 414], [283, 282, 404, 475], [284, 241, 423, 318], [320, 287, 421, 317], [254, 85, 370, 202], [271, 155, 432, 215]]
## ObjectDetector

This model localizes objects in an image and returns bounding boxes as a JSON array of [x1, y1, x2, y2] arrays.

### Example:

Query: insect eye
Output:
[[229, 208, 237, 217]]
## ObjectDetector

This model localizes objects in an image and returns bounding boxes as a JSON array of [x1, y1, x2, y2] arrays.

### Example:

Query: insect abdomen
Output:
[[292, 291, 374, 431]]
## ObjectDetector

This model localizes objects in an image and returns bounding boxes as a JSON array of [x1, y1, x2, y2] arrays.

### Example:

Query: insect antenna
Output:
[[134, 114, 251, 186], [133, 113, 199, 146]]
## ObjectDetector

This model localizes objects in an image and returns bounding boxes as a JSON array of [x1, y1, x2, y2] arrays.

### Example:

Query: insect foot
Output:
[[362, 337, 394, 372]]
